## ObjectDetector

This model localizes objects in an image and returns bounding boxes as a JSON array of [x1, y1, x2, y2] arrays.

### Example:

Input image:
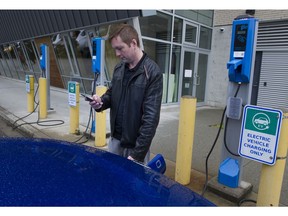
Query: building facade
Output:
[[209, 10, 288, 109], [1, 10, 288, 109], [0, 10, 213, 105]]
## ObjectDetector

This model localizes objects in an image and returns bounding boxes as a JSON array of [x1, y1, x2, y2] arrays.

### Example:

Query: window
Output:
[[199, 26, 212, 50], [184, 23, 197, 45], [168, 45, 181, 102], [139, 11, 172, 41], [173, 17, 183, 43], [175, 10, 213, 27], [143, 39, 171, 103]]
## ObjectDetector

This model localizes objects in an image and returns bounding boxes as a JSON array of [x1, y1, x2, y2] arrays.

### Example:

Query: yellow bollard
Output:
[[69, 82, 80, 134], [175, 96, 197, 185], [27, 75, 34, 113], [95, 85, 107, 147], [256, 111, 288, 206], [39, 77, 47, 119]]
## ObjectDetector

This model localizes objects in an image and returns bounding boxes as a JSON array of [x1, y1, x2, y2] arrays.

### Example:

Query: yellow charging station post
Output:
[[95, 85, 107, 147], [26, 75, 34, 113], [175, 96, 197, 185], [39, 77, 47, 119], [256, 110, 288, 206], [68, 81, 80, 134]]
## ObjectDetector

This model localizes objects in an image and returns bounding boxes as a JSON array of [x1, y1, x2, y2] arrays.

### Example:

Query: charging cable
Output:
[[73, 73, 99, 144], [201, 82, 242, 196], [12, 71, 64, 131]]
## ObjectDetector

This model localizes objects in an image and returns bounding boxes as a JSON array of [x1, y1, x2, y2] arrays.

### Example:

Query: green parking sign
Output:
[[26, 75, 30, 93], [68, 81, 77, 106], [239, 105, 282, 165]]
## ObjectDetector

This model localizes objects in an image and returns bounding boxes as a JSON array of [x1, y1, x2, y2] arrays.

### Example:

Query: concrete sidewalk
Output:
[[1, 75, 286, 207]]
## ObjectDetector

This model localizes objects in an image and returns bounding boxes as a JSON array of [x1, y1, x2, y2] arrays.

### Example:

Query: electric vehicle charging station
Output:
[[208, 16, 259, 200], [92, 37, 105, 83], [39, 43, 52, 111], [91, 37, 107, 147]]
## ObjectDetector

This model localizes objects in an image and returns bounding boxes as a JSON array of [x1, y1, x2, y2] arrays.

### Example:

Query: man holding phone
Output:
[[89, 24, 163, 164]]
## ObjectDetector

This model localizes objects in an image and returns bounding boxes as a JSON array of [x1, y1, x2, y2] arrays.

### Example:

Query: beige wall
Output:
[[214, 10, 288, 26]]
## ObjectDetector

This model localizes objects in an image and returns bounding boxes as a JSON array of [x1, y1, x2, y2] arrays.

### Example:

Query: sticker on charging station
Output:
[[68, 82, 77, 107], [233, 51, 245, 58], [239, 105, 283, 165]]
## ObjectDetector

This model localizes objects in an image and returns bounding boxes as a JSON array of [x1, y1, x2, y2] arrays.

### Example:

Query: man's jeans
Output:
[[108, 137, 150, 164]]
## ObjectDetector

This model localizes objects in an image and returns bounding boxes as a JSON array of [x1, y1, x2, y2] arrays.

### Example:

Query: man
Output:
[[89, 24, 163, 164]]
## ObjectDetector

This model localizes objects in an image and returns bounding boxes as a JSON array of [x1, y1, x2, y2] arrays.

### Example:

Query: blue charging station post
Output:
[[92, 37, 107, 147], [40, 44, 52, 111], [207, 16, 259, 202], [91, 37, 101, 134], [92, 37, 106, 85]]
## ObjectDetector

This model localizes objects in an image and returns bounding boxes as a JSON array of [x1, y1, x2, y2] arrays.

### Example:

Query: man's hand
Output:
[[89, 94, 103, 109], [127, 156, 135, 161]]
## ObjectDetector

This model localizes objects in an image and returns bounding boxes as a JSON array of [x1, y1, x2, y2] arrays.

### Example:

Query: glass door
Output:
[[180, 48, 197, 97], [180, 48, 207, 104], [196, 53, 208, 103]]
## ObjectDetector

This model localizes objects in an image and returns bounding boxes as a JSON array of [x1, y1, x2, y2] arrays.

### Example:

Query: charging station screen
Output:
[[92, 41, 97, 57], [233, 24, 248, 58], [92, 39, 99, 73], [234, 24, 248, 52]]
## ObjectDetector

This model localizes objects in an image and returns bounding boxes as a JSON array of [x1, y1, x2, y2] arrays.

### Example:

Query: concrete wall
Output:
[[206, 25, 232, 107], [214, 10, 288, 26]]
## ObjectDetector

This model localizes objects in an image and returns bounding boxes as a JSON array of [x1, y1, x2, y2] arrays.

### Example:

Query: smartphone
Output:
[[81, 93, 94, 102]]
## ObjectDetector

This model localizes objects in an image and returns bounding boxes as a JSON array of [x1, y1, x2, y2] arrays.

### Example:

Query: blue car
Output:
[[0, 137, 215, 206]]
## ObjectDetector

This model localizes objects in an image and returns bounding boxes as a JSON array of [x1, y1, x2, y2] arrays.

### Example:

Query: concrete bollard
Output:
[[39, 77, 47, 119], [175, 96, 197, 185], [256, 111, 288, 206], [95, 85, 107, 147]]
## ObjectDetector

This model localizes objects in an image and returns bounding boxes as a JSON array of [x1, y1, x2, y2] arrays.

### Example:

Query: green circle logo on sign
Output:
[[252, 112, 270, 130], [69, 82, 75, 93]]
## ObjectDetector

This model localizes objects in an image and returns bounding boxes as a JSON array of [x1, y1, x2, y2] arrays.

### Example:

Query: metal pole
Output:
[[99, 40, 105, 86], [256, 110, 288, 206], [45, 45, 51, 110], [175, 96, 197, 185]]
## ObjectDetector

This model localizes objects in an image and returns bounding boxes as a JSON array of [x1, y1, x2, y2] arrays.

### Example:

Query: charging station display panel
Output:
[[92, 39, 98, 73], [233, 24, 248, 58], [40, 44, 46, 70], [227, 18, 258, 83], [92, 40, 97, 57], [92, 37, 103, 74]]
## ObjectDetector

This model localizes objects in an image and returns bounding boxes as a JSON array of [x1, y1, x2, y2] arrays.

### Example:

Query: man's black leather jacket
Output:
[[96, 55, 163, 162]]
